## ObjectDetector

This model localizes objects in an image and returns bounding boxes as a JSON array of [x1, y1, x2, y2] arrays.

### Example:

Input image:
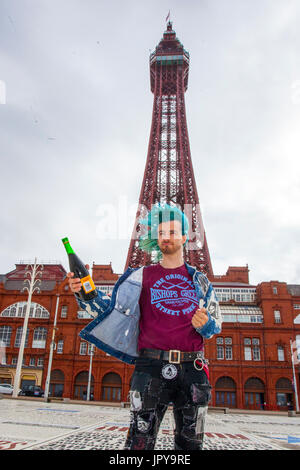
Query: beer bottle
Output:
[[62, 237, 97, 301]]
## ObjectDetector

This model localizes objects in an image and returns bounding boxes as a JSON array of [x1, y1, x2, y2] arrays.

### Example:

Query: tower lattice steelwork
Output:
[[125, 22, 213, 277]]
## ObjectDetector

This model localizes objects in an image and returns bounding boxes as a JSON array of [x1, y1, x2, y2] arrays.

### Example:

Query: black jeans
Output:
[[124, 357, 212, 450]]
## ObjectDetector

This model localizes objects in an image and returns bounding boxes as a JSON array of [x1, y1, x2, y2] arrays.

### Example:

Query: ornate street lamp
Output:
[[12, 258, 43, 398]]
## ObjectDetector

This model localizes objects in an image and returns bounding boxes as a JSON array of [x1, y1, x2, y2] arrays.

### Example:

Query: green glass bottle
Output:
[[62, 237, 97, 301]]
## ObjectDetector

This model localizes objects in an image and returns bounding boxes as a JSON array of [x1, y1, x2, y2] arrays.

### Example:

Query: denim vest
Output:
[[77, 262, 222, 364]]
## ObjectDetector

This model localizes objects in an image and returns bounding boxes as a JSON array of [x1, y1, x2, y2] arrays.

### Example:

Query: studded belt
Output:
[[139, 348, 209, 366]]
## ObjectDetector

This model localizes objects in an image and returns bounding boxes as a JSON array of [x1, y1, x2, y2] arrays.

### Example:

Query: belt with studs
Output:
[[139, 348, 209, 366]]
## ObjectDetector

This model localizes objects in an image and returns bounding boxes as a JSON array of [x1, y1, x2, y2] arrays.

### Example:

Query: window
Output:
[[253, 346, 261, 361], [244, 346, 252, 361], [1, 351, 7, 365], [14, 327, 29, 348], [101, 372, 121, 402], [61, 306, 68, 318], [37, 357, 44, 367], [35, 307, 42, 318], [216, 337, 224, 359], [216, 337, 232, 360], [217, 345, 224, 360], [244, 338, 261, 361], [214, 287, 256, 303], [32, 327, 47, 348], [274, 310, 281, 323], [0, 326, 12, 347], [1, 302, 50, 318], [29, 357, 35, 366], [79, 342, 87, 355], [225, 345, 233, 360], [220, 305, 263, 323], [225, 337, 232, 360], [57, 340, 64, 354], [273, 287, 278, 295], [278, 345, 285, 361]]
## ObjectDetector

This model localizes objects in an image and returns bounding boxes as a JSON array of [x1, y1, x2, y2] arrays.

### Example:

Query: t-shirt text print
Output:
[[150, 272, 198, 316], [138, 264, 204, 352]]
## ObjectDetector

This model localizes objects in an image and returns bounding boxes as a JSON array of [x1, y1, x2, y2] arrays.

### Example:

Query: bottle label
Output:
[[80, 275, 96, 294]]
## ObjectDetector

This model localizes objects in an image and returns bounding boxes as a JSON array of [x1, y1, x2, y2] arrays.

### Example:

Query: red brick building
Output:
[[208, 269, 300, 410], [1, 261, 299, 410]]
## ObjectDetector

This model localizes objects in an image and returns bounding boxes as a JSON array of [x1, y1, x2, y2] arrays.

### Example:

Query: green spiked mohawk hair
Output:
[[138, 202, 189, 262]]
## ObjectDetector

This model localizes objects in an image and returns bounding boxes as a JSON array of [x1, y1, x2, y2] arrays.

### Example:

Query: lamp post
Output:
[[290, 339, 299, 412], [13, 258, 43, 398], [87, 343, 94, 401], [44, 294, 60, 402]]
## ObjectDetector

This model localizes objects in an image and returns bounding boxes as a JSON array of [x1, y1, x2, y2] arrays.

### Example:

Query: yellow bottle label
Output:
[[80, 275, 95, 294]]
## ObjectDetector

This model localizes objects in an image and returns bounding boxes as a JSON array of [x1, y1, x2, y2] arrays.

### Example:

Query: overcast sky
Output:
[[0, 0, 300, 286]]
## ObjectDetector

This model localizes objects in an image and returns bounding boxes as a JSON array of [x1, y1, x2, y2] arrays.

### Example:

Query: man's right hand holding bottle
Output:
[[67, 264, 90, 293]]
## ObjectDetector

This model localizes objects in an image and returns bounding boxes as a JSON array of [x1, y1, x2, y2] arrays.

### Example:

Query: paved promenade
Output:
[[0, 397, 299, 451]]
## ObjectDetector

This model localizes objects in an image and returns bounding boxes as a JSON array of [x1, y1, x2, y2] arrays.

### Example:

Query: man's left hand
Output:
[[191, 308, 209, 329]]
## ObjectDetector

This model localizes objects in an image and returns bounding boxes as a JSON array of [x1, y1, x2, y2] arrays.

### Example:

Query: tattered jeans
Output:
[[124, 357, 211, 450]]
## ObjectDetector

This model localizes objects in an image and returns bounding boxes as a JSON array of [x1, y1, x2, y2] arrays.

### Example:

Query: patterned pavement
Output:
[[0, 398, 299, 451]]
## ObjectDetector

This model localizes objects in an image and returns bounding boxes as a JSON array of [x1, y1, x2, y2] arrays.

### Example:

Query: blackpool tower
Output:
[[125, 22, 213, 277]]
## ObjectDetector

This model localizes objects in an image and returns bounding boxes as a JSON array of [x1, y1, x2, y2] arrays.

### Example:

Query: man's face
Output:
[[157, 220, 187, 255]]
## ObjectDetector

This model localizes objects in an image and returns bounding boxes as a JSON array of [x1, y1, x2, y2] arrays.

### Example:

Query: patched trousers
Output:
[[124, 357, 212, 450]]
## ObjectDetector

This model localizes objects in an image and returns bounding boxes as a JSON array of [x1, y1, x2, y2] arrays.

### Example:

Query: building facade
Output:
[[208, 270, 300, 410], [1, 261, 299, 410]]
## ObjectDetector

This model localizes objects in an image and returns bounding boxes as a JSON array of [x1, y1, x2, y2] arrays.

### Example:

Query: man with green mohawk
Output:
[[68, 202, 222, 450]]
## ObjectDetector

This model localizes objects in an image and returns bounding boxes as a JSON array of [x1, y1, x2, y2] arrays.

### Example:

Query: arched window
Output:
[[101, 372, 122, 402], [215, 376, 236, 390], [275, 377, 293, 409], [32, 327, 47, 348], [1, 302, 50, 319], [215, 376, 237, 408], [74, 371, 94, 400], [50, 369, 65, 397], [276, 378, 293, 390], [244, 377, 265, 410]]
